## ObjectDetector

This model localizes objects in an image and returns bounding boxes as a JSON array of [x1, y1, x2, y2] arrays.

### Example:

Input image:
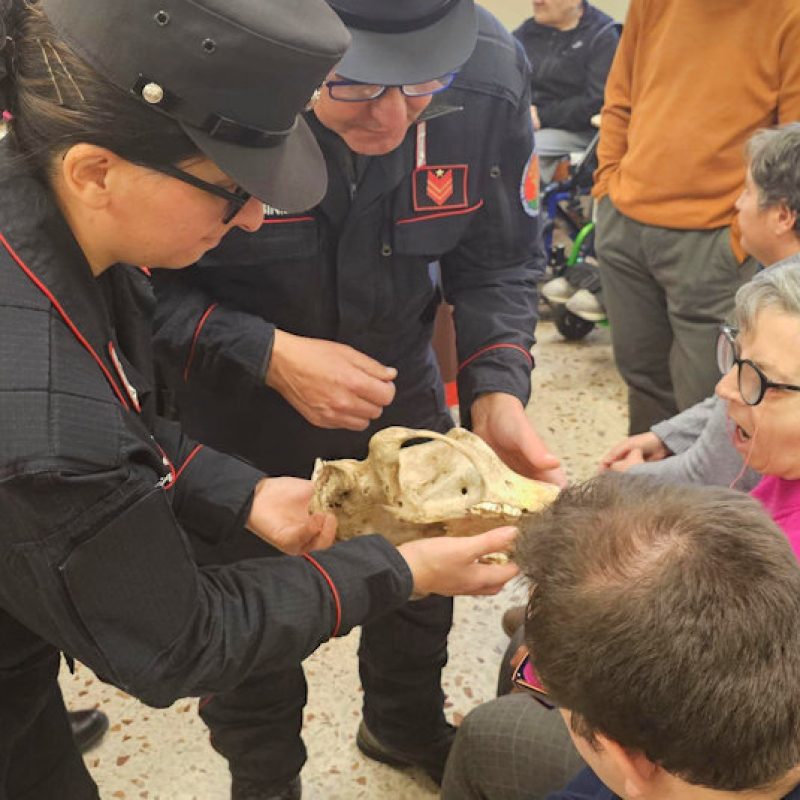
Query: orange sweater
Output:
[[594, 0, 800, 258]]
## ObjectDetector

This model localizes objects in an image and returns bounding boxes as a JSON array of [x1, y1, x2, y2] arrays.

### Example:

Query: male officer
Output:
[[153, 1, 557, 797]]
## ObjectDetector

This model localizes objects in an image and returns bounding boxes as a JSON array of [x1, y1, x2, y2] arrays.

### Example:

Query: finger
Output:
[[467, 562, 521, 594], [467, 526, 519, 560], [350, 372, 396, 408], [600, 442, 631, 466], [504, 448, 562, 481], [533, 465, 567, 487], [347, 349, 398, 382], [505, 427, 561, 479], [309, 513, 337, 550]]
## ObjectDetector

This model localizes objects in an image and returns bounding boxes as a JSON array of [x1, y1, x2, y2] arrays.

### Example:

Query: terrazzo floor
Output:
[[60, 318, 628, 799]]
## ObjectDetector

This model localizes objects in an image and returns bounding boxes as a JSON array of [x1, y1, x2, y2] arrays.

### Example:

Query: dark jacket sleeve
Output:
[[152, 415, 264, 547], [441, 77, 542, 428], [151, 269, 275, 393], [537, 22, 619, 131], [0, 465, 412, 708]]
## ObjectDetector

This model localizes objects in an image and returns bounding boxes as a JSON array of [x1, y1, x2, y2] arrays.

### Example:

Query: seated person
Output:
[[602, 123, 800, 490], [714, 261, 800, 551], [513, 0, 619, 182], [442, 474, 800, 800]]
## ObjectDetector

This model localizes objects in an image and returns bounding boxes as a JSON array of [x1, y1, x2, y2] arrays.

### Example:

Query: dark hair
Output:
[[516, 473, 800, 792], [0, 0, 197, 178], [747, 123, 800, 237]]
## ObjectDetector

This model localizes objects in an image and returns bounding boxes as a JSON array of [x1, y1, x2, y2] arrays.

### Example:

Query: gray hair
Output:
[[746, 123, 800, 236], [735, 260, 800, 332]]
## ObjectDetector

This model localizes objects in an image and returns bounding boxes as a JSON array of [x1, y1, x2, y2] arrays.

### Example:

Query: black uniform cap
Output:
[[327, 0, 477, 86], [41, 0, 351, 212]]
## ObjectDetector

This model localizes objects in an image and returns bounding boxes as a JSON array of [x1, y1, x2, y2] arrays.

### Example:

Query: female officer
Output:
[[0, 2, 519, 798]]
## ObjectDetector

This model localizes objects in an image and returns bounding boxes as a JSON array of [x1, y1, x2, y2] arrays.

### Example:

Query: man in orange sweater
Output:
[[593, 0, 800, 434]]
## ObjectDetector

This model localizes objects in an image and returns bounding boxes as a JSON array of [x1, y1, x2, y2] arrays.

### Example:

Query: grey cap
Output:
[[41, 0, 351, 211], [327, 0, 477, 86]]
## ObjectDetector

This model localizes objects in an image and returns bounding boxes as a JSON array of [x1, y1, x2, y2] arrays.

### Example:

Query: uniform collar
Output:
[[0, 143, 113, 343], [0, 141, 146, 411]]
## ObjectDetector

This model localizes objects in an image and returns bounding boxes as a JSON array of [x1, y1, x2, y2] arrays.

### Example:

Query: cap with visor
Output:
[[326, 0, 477, 86], [40, 0, 351, 212]]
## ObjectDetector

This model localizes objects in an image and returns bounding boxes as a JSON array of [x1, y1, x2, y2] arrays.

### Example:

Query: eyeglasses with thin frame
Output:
[[137, 162, 252, 224], [512, 651, 555, 710], [324, 72, 457, 103], [717, 324, 800, 406]]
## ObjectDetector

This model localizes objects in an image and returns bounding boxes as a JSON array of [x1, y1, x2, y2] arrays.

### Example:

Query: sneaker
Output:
[[541, 276, 575, 305], [356, 720, 456, 786], [566, 288, 606, 322], [231, 776, 301, 800], [500, 605, 526, 637]]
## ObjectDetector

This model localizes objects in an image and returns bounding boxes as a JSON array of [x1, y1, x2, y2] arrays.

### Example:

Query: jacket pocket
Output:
[[393, 200, 484, 259]]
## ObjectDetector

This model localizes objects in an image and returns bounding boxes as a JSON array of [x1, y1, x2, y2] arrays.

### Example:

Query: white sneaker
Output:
[[541, 276, 575, 305], [565, 288, 606, 322]]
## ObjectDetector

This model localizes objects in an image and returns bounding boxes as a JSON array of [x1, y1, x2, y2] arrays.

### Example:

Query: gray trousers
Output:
[[441, 628, 583, 800], [595, 197, 758, 433], [440, 694, 584, 800], [537, 128, 596, 183]]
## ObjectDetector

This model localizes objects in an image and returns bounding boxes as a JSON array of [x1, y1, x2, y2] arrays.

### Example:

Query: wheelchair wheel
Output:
[[554, 305, 595, 340]]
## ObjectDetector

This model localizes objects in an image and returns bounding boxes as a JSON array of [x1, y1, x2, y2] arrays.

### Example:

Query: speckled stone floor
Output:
[[60, 319, 628, 799]]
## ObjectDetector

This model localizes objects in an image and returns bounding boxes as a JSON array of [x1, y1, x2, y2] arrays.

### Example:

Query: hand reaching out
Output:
[[600, 432, 671, 473], [267, 330, 396, 431], [246, 477, 337, 555]]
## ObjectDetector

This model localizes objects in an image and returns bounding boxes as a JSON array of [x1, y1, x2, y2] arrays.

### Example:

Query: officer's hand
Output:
[[471, 393, 566, 486], [267, 330, 397, 431], [600, 432, 671, 473], [530, 105, 541, 131], [398, 526, 519, 599], [246, 477, 337, 555]]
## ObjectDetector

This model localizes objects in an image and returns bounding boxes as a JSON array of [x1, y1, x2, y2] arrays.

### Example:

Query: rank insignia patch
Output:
[[520, 151, 540, 218], [413, 164, 468, 212]]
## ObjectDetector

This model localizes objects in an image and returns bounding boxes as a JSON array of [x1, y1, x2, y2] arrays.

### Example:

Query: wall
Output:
[[481, 0, 629, 31]]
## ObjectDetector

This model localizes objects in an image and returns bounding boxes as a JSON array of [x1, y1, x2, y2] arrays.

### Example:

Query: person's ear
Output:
[[773, 201, 797, 238], [58, 144, 121, 211], [594, 733, 659, 799]]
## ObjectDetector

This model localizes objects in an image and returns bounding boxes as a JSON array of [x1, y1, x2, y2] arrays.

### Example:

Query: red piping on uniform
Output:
[[261, 215, 314, 225], [167, 445, 204, 490], [184, 303, 219, 382], [458, 342, 533, 372], [397, 199, 484, 225], [138, 266, 152, 277], [302, 554, 343, 638], [0, 231, 131, 410]]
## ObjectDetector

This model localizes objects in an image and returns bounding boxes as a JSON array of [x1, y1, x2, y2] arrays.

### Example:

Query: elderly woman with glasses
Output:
[[715, 262, 800, 554]]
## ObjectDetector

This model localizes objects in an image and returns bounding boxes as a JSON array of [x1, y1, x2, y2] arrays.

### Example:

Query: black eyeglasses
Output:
[[138, 162, 252, 224], [324, 72, 456, 103], [717, 324, 800, 406], [512, 651, 555, 710]]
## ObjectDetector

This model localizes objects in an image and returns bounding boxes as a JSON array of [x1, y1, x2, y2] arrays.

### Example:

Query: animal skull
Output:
[[310, 426, 559, 545]]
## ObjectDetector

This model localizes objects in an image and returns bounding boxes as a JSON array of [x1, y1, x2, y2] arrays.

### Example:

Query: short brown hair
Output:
[[3, 2, 197, 178], [517, 473, 800, 791]]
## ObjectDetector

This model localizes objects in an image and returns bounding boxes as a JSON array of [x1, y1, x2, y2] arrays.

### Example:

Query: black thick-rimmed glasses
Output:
[[324, 72, 457, 103], [717, 324, 800, 406], [512, 652, 555, 710], [138, 162, 252, 224]]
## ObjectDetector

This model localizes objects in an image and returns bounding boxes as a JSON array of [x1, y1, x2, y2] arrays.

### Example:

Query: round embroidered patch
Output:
[[520, 151, 540, 218]]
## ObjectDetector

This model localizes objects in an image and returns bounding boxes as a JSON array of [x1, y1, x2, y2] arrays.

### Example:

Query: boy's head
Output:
[[737, 123, 800, 265], [517, 474, 800, 798]]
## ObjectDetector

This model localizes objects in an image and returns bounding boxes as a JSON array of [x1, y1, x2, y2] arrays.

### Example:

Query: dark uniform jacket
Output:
[[153, 8, 543, 479], [0, 144, 413, 756], [513, 2, 618, 134]]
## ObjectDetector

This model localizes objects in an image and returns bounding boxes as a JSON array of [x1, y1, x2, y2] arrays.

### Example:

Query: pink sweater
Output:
[[751, 476, 800, 559]]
